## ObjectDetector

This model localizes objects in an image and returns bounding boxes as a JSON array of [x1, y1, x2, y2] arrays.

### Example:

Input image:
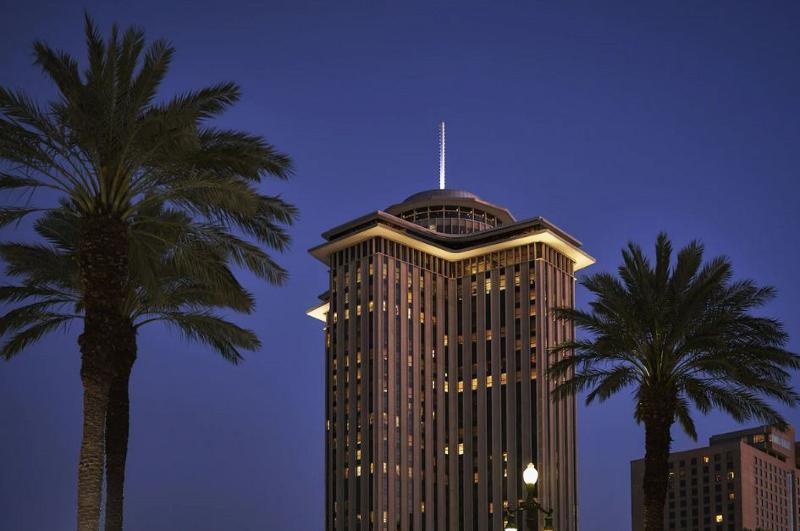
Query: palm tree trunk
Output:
[[642, 407, 674, 531], [77, 215, 129, 531], [104, 339, 136, 531], [76, 360, 112, 531]]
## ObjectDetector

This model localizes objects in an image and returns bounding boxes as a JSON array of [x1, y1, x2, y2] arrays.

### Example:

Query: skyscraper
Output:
[[308, 189, 594, 530], [631, 425, 800, 531]]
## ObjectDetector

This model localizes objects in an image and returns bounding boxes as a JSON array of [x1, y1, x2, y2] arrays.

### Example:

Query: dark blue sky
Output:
[[1, 2, 799, 530]]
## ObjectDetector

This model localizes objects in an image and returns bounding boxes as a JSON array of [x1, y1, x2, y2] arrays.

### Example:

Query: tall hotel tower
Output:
[[308, 188, 594, 531]]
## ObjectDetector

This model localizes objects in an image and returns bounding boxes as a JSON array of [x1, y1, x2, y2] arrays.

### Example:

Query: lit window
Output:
[[715, 515, 723, 523], [703, 456, 710, 464]]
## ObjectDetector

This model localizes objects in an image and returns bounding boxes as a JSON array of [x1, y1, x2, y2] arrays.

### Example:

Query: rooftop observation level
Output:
[[384, 189, 516, 235]]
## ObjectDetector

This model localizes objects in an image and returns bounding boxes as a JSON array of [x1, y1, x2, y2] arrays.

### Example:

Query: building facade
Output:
[[631, 425, 800, 531], [308, 189, 594, 531]]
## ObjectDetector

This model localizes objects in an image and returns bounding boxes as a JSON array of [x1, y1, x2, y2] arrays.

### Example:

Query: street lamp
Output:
[[503, 463, 555, 531], [523, 463, 539, 487]]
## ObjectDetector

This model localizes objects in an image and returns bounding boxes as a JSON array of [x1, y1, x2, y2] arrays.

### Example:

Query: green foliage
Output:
[[550, 233, 799, 437], [0, 208, 260, 362], [0, 13, 296, 277], [0, 14, 295, 361]]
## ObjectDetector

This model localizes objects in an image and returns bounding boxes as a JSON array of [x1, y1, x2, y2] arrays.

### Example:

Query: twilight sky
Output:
[[1, 2, 799, 530]]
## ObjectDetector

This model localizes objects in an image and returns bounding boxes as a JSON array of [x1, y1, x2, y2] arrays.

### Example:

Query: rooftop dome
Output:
[[385, 189, 515, 235]]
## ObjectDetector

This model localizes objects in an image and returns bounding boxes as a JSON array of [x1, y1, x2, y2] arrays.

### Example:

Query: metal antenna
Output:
[[438, 121, 446, 190]]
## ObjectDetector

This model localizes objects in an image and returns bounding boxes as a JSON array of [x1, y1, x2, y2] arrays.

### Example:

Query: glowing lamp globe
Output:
[[523, 463, 539, 486]]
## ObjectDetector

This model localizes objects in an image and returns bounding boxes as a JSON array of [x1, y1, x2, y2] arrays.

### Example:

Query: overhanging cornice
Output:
[[310, 215, 595, 271]]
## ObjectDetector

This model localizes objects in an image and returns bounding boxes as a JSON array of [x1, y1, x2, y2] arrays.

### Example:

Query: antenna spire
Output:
[[438, 121, 446, 190]]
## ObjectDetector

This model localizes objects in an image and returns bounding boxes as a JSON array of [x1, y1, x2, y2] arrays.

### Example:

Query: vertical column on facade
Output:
[[535, 250, 552, 531], [374, 256, 385, 530], [411, 266, 422, 531], [387, 259, 397, 530], [359, 259, 371, 531], [348, 262, 359, 531], [423, 270, 435, 531], [504, 264, 518, 514], [546, 252, 560, 530], [566, 259, 578, 531], [490, 268, 503, 531], [461, 277, 474, 531], [334, 264, 346, 531], [435, 274, 447, 531], [326, 264, 334, 531], [399, 263, 410, 531], [520, 261, 533, 469], [476, 271, 489, 531], [553, 254, 565, 531], [447, 278, 460, 529]]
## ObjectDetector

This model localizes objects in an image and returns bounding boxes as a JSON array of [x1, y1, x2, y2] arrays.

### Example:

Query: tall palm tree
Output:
[[0, 207, 264, 530], [549, 233, 799, 531], [0, 16, 295, 530]]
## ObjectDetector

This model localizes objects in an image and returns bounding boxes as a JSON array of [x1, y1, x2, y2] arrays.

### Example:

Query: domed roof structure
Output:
[[384, 189, 515, 235]]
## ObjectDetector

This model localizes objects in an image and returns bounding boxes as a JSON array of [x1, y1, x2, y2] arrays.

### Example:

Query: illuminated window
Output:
[[703, 456, 710, 464], [458, 443, 464, 455], [728, 471, 735, 480], [715, 515, 723, 523]]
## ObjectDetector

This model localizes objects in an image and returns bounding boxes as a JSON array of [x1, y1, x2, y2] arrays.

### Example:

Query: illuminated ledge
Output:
[[310, 223, 595, 271], [306, 301, 329, 322]]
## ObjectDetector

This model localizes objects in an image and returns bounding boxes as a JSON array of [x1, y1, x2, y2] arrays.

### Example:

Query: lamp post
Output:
[[504, 463, 554, 531]]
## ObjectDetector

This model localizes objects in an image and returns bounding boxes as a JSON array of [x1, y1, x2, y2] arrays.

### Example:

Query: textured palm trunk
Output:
[[104, 334, 136, 531], [77, 215, 129, 531], [642, 405, 674, 531]]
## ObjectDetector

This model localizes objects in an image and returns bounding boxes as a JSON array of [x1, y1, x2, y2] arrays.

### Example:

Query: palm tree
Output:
[[0, 16, 295, 530], [549, 233, 799, 531], [0, 207, 265, 530]]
